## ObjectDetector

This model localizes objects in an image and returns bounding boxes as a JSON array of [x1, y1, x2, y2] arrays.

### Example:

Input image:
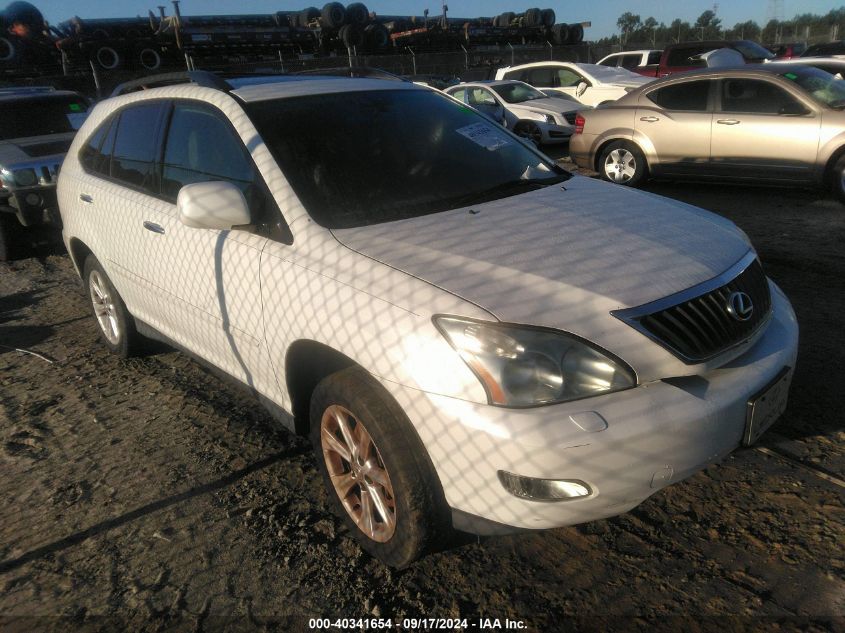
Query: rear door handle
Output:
[[716, 119, 741, 125], [79, 193, 93, 203], [143, 221, 165, 235], [639, 116, 659, 122]]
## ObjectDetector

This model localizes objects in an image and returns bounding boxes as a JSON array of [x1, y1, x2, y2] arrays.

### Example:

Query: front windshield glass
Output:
[[780, 66, 845, 108], [246, 89, 569, 229], [733, 40, 776, 60], [0, 95, 89, 140], [491, 82, 546, 103]]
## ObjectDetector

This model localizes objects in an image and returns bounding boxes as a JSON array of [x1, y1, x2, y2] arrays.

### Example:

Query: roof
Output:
[[0, 88, 84, 102], [232, 77, 418, 102]]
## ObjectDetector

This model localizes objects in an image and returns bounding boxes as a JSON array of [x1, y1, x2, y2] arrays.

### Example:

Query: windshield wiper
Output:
[[446, 174, 569, 208]]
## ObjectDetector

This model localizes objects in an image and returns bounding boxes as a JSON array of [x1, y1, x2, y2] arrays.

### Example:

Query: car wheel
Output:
[[310, 366, 450, 568], [83, 255, 141, 358], [599, 140, 648, 186], [830, 153, 845, 204], [0, 213, 24, 262], [513, 120, 543, 146]]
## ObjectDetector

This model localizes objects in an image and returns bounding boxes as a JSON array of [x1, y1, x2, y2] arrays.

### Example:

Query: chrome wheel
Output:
[[320, 404, 396, 543], [88, 269, 121, 345], [603, 148, 637, 183]]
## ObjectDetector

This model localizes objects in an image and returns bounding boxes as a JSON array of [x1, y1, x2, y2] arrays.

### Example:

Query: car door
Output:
[[636, 78, 714, 176], [144, 100, 279, 392], [710, 77, 821, 181], [73, 101, 171, 323]]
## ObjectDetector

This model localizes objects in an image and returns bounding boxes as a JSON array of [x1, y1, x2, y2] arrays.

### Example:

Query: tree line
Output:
[[601, 7, 845, 47]]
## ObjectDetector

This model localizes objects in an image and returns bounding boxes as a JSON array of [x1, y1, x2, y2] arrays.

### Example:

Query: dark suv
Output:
[[0, 87, 89, 260]]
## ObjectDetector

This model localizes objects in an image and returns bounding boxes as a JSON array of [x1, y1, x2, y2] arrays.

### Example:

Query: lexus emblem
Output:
[[726, 291, 754, 322]]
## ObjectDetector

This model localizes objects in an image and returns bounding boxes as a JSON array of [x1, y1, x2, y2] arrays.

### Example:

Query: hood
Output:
[[0, 132, 74, 166], [508, 97, 579, 116], [332, 176, 751, 376], [606, 75, 652, 88]]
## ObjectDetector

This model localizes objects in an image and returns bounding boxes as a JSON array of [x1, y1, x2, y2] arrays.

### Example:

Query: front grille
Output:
[[616, 258, 772, 363], [563, 112, 577, 125]]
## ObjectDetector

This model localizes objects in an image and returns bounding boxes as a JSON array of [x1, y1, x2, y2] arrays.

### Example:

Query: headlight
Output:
[[434, 316, 636, 407], [543, 114, 556, 124], [14, 169, 38, 187]]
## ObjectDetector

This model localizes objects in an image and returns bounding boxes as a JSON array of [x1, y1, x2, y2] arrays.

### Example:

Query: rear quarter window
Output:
[[647, 80, 711, 111]]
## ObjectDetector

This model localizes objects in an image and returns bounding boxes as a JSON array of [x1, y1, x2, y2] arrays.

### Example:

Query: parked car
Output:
[[59, 71, 798, 568], [494, 61, 652, 106], [444, 80, 582, 145], [596, 49, 662, 76], [569, 64, 845, 202], [769, 42, 807, 59], [0, 86, 90, 260], [801, 40, 845, 58], [640, 40, 776, 77]]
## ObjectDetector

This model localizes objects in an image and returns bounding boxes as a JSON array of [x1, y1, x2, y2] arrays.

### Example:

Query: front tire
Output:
[[310, 366, 450, 568], [513, 120, 543, 146], [83, 255, 141, 358], [598, 140, 648, 187]]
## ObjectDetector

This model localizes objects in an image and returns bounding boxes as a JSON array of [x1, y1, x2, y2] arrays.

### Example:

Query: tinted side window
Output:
[[647, 80, 711, 111], [161, 103, 258, 208], [111, 103, 167, 192], [647, 51, 662, 65], [556, 69, 583, 87], [667, 46, 709, 68], [78, 118, 110, 173], [598, 56, 618, 67], [721, 79, 804, 114], [526, 67, 556, 87], [620, 55, 640, 69]]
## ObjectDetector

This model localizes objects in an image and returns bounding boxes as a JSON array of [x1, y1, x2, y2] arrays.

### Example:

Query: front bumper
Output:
[[385, 282, 798, 532], [539, 121, 573, 145]]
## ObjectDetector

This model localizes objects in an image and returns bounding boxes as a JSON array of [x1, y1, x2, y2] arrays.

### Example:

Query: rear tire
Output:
[[83, 255, 142, 358], [310, 366, 450, 568], [0, 213, 24, 262], [598, 140, 648, 187], [830, 153, 845, 204]]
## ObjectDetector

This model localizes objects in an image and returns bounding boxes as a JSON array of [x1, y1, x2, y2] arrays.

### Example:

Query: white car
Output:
[[444, 80, 583, 145], [495, 61, 653, 106], [596, 49, 662, 70], [59, 71, 798, 568]]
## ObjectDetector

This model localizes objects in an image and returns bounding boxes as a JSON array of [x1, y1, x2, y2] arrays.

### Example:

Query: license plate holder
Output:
[[743, 366, 792, 447]]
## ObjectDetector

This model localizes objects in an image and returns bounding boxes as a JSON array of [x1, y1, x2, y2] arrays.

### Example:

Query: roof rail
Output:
[[292, 66, 406, 81], [110, 70, 232, 97]]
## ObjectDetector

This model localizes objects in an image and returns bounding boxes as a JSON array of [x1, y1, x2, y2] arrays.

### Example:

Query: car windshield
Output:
[[245, 89, 569, 229], [491, 82, 546, 103], [780, 66, 845, 108], [732, 40, 776, 60], [0, 95, 89, 140]]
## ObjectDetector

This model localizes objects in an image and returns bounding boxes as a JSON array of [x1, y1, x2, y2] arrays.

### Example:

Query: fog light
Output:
[[498, 470, 591, 502], [14, 169, 37, 187], [25, 193, 42, 206]]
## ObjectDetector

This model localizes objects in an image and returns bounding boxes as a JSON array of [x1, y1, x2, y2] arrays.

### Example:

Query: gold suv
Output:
[[569, 64, 845, 202]]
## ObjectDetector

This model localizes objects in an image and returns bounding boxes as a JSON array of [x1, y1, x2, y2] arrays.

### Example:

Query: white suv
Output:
[[58, 71, 798, 568]]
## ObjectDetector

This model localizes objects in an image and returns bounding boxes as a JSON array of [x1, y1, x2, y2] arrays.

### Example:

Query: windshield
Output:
[[780, 66, 845, 108], [245, 89, 569, 229], [732, 40, 776, 61], [0, 95, 89, 140], [491, 82, 546, 103]]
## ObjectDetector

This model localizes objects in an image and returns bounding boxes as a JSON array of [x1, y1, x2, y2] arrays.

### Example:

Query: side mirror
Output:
[[576, 81, 588, 97], [178, 181, 251, 230]]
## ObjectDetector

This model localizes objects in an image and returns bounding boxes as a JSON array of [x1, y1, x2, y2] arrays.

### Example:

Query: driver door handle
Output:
[[716, 119, 741, 125], [639, 116, 659, 122], [143, 221, 165, 235]]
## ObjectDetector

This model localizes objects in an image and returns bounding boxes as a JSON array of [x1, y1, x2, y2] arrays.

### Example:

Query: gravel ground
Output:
[[1, 160, 844, 632]]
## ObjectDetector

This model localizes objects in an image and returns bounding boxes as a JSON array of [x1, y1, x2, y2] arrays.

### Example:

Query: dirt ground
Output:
[[1, 159, 844, 632]]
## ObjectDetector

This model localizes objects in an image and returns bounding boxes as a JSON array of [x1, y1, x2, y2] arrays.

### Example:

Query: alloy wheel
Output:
[[320, 404, 397, 543], [604, 148, 637, 183], [89, 269, 121, 345]]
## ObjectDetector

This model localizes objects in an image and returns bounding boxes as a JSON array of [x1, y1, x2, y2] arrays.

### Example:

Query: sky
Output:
[[20, 0, 845, 39]]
